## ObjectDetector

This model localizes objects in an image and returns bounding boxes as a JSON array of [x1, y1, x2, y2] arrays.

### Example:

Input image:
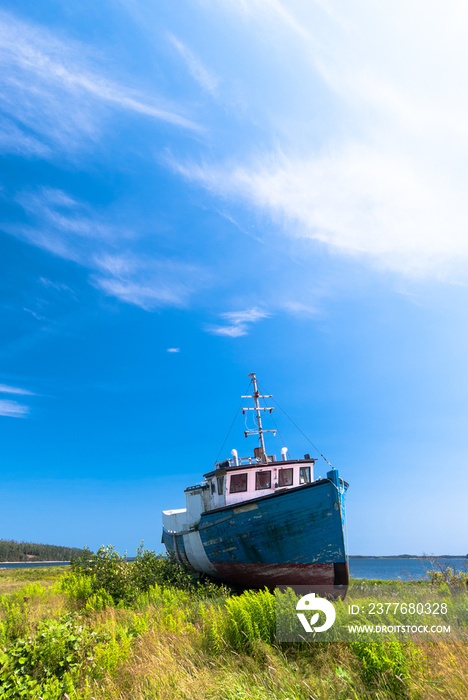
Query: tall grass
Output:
[[202, 588, 276, 654], [0, 552, 467, 699]]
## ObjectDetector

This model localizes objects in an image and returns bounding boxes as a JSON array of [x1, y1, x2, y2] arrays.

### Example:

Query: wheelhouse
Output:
[[203, 453, 317, 508]]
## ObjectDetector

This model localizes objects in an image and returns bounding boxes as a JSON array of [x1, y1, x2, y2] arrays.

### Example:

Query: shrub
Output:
[[84, 588, 114, 612], [0, 616, 101, 698], [70, 545, 134, 604], [131, 543, 198, 592], [427, 566, 468, 587], [66, 543, 230, 607], [60, 572, 94, 604]]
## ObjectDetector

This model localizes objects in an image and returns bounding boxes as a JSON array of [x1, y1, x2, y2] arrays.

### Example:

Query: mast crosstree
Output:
[[242, 372, 276, 463]]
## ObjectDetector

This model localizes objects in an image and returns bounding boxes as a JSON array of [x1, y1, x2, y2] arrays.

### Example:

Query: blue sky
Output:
[[1, 0, 467, 557]]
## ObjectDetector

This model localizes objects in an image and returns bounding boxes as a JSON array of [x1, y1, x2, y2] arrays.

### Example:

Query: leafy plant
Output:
[[66, 543, 230, 607], [0, 616, 101, 698], [70, 545, 134, 604], [60, 571, 94, 604], [131, 543, 198, 592], [427, 566, 468, 587], [351, 639, 419, 697], [84, 588, 114, 612], [202, 588, 276, 654], [0, 600, 29, 644]]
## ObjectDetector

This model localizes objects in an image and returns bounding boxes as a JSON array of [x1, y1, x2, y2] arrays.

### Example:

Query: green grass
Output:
[[0, 566, 65, 596], [0, 553, 467, 699]]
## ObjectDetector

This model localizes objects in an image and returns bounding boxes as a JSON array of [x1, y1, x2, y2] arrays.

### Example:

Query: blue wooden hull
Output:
[[163, 470, 348, 588]]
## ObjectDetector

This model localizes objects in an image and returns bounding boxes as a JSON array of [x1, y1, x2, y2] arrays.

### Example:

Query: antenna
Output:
[[242, 372, 276, 462]]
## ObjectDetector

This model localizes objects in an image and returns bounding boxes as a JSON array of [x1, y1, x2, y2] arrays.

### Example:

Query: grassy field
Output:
[[1, 550, 467, 699]]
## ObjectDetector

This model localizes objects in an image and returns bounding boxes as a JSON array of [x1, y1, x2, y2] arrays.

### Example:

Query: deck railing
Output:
[[215, 456, 255, 468]]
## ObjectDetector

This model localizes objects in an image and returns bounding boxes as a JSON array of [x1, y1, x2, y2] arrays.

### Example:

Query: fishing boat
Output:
[[162, 373, 349, 588]]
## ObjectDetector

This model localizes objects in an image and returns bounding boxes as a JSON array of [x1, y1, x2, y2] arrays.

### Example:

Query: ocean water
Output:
[[1, 557, 467, 581], [0, 558, 136, 570], [0, 561, 71, 569], [349, 557, 468, 581]]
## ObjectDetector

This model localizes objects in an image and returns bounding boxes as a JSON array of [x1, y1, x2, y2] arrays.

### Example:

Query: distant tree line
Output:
[[0, 539, 88, 562]]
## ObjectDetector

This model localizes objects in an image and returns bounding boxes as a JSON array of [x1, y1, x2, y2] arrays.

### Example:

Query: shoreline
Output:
[[349, 555, 467, 559], [0, 560, 70, 565]]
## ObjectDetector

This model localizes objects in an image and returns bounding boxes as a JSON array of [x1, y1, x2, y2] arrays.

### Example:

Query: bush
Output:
[[0, 616, 101, 698], [70, 545, 134, 604], [65, 543, 230, 607], [131, 543, 198, 592], [84, 588, 114, 612], [427, 566, 468, 587], [61, 572, 94, 604]]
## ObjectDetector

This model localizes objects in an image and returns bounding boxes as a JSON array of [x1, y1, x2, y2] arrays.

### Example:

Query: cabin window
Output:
[[256, 470, 271, 490], [217, 476, 225, 495], [299, 466, 311, 484], [230, 473, 247, 493], [278, 467, 293, 487]]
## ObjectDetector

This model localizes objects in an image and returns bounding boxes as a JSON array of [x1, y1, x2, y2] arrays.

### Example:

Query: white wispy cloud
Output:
[[0, 385, 36, 419], [93, 272, 194, 310], [175, 1, 468, 281], [177, 146, 468, 277], [92, 254, 136, 278], [167, 347, 180, 353], [0, 118, 52, 157], [10, 188, 118, 264], [91, 254, 205, 310], [168, 34, 219, 95], [39, 278, 75, 296], [17, 188, 115, 242], [0, 9, 199, 157], [281, 301, 318, 317], [0, 400, 29, 418], [212, 0, 310, 40], [23, 308, 47, 322], [205, 307, 271, 337], [0, 384, 35, 396], [9, 188, 209, 311]]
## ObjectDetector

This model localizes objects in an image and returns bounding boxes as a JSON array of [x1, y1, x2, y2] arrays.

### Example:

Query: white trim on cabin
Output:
[[226, 462, 314, 505], [164, 460, 316, 537]]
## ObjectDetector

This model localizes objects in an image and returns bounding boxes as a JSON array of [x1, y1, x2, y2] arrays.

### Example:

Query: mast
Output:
[[242, 372, 276, 463]]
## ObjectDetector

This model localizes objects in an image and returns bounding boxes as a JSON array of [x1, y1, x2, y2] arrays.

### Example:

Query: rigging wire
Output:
[[212, 380, 251, 468], [257, 379, 334, 469], [212, 397, 244, 468], [259, 393, 286, 449]]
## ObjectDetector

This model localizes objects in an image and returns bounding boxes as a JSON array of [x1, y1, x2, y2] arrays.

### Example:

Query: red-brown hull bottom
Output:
[[212, 561, 349, 588]]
